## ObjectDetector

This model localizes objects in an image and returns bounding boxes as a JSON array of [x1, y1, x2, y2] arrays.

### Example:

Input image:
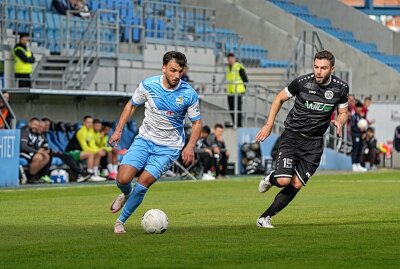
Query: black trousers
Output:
[[351, 135, 363, 164], [15, 73, 31, 88], [228, 95, 242, 127], [52, 152, 82, 174], [197, 151, 213, 172], [216, 152, 228, 176]]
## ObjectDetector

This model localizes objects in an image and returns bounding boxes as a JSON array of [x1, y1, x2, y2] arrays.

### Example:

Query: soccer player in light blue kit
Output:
[[109, 51, 202, 233]]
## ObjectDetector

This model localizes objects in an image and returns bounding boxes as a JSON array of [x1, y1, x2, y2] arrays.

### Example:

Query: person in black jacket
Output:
[[360, 127, 379, 170], [209, 123, 230, 178], [20, 117, 52, 183], [195, 125, 216, 180]]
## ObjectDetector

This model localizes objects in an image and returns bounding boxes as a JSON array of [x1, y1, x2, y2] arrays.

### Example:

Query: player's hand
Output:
[[109, 131, 122, 148], [332, 120, 343, 137], [255, 124, 272, 143], [182, 146, 195, 166]]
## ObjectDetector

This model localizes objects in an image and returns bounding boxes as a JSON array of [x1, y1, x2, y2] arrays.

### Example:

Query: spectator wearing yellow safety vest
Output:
[[14, 34, 35, 88], [226, 53, 248, 127]]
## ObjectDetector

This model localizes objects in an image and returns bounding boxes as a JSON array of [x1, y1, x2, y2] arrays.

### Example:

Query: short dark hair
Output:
[[367, 127, 374, 133], [29, 117, 39, 122], [227, 52, 235, 58], [93, 119, 101, 124], [355, 101, 363, 107], [314, 50, 335, 67], [163, 51, 187, 68], [41, 117, 51, 122], [202, 125, 211, 135], [102, 121, 112, 128], [19, 33, 29, 39], [1, 90, 8, 94], [214, 123, 224, 129], [364, 96, 371, 101], [83, 115, 92, 121]]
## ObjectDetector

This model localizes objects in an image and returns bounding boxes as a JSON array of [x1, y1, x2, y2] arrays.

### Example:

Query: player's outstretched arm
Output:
[[332, 107, 348, 138], [255, 89, 290, 143], [182, 120, 202, 166], [109, 101, 136, 147]]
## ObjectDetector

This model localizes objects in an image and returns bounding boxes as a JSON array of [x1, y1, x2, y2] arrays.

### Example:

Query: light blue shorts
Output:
[[121, 137, 180, 179]]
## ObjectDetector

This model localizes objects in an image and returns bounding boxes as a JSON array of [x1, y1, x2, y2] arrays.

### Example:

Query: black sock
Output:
[[260, 184, 300, 218]]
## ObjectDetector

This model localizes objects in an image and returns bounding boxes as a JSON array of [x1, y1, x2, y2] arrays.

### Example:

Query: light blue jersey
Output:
[[131, 75, 201, 150]]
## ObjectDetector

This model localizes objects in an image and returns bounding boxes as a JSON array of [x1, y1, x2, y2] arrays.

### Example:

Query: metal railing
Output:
[[142, 0, 216, 48], [61, 9, 119, 90], [283, 31, 324, 86]]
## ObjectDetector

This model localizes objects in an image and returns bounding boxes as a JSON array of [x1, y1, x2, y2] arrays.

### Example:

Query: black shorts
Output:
[[274, 129, 323, 186]]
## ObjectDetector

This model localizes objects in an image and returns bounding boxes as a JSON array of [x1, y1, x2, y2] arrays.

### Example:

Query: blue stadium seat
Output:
[[47, 131, 65, 152], [51, 157, 64, 166], [268, 0, 399, 72], [16, 120, 27, 129], [145, 17, 154, 38], [19, 158, 29, 166], [55, 131, 69, 151]]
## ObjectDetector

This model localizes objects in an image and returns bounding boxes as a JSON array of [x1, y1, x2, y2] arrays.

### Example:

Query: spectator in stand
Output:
[[20, 117, 52, 183], [360, 127, 379, 170], [65, 115, 106, 182], [0, 90, 11, 129], [209, 123, 230, 178], [14, 34, 35, 88], [226, 52, 248, 127], [93, 119, 118, 180], [195, 125, 216, 180], [52, 0, 90, 19], [351, 101, 367, 172], [361, 96, 376, 125]]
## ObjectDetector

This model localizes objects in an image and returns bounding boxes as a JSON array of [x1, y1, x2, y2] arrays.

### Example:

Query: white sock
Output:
[[107, 163, 113, 173], [87, 168, 94, 174], [112, 164, 118, 173], [94, 166, 99, 176]]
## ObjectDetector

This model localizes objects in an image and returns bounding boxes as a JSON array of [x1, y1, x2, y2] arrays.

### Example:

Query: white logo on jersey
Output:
[[325, 90, 334, 100]]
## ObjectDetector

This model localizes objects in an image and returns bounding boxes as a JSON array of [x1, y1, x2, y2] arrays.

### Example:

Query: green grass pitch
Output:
[[0, 171, 399, 269]]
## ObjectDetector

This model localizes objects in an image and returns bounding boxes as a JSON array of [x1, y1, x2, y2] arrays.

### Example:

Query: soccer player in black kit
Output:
[[255, 50, 349, 228]]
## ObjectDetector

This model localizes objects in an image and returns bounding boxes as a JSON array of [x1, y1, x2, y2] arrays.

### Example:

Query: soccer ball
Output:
[[141, 209, 168, 234], [357, 118, 368, 131]]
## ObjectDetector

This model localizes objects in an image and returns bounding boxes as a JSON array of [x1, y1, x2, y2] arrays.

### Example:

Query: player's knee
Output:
[[116, 167, 136, 185], [276, 177, 291, 187], [291, 179, 303, 190], [33, 154, 43, 162]]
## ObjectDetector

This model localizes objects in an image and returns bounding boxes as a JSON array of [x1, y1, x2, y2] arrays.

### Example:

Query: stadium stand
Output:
[[267, 0, 400, 72], [2, 0, 285, 67]]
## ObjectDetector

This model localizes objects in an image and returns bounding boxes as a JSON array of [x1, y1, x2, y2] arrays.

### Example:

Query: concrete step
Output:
[[246, 67, 285, 89], [41, 62, 67, 69], [38, 70, 65, 76]]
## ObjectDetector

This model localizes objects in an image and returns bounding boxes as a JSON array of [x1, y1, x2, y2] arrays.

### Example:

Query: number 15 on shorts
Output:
[[283, 158, 293, 169]]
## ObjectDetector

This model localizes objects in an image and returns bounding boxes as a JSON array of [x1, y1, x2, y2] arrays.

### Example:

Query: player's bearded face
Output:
[[162, 60, 184, 88], [313, 59, 334, 85]]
